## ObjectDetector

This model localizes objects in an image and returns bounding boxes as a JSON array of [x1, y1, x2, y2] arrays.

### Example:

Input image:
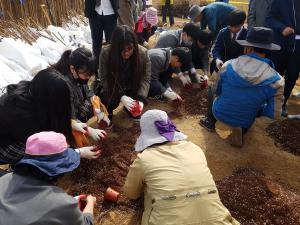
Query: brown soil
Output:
[[217, 167, 300, 225], [61, 81, 300, 224], [69, 125, 143, 224], [266, 119, 300, 155], [180, 87, 208, 116]]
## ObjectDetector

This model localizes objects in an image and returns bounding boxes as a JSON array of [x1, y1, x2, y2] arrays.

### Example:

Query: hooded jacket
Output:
[[0, 173, 93, 225], [124, 140, 240, 225], [213, 53, 284, 128]]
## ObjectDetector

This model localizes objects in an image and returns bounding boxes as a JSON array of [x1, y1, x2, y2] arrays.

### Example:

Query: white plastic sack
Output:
[[0, 38, 48, 75]]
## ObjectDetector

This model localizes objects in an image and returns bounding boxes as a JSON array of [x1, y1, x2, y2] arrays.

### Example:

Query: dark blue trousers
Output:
[[271, 41, 300, 104]]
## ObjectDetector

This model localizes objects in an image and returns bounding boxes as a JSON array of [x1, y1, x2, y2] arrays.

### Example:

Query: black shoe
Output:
[[281, 104, 288, 117], [199, 116, 215, 132]]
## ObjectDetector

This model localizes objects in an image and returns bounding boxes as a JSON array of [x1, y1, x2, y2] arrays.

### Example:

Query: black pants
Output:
[[206, 86, 217, 124], [89, 14, 117, 71], [206, 85, 248, 133], [149, 66, 174, 97], [162, 4, 174, 26], [191, 43, 205, 70], [271, 43, 300, 105]]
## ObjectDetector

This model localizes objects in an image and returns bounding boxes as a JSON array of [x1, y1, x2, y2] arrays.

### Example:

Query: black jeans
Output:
[[271, 43, 300, 105], [149, 66, 174, 97], [206, 86, 217, 125], [89, 14, 117, 71], [162, 4, 174, 26]]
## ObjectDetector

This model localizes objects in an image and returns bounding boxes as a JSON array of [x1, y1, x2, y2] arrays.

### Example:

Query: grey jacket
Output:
[[155, 29, 182, 48], [96, 44, 151, 101], [248, 0, 273, 28], [148, 48, 172, 81], [0, 173, 93, 225]]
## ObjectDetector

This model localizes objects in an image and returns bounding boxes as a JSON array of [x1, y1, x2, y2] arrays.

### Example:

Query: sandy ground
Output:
[[88, 78, 300, 225], [1, 18, 300, 225]]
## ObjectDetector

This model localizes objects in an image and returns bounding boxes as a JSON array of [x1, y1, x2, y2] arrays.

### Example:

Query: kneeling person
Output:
[[124, 110, 240, 225], [200, 27, 284, 147], [148, 47, 204, 101]]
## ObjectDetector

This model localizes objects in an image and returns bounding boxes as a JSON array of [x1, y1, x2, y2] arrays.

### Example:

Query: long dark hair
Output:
[[6, 69, 74, 145], [52, 47, 96, 76], [107, 25, 143, 96], [30, 68, 74, 145]]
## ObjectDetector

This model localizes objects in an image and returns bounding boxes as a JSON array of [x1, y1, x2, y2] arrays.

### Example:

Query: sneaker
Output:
[[228, 127, 243, 148], [199, 116, 215, 132], [281, 104, 288, 117]]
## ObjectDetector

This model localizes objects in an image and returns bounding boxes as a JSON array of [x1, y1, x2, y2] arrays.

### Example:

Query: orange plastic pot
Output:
[[104, 187, 119, 202]]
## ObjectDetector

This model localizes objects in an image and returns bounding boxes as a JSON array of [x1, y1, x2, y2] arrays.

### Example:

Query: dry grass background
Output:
[[0, 0, 249, 43]]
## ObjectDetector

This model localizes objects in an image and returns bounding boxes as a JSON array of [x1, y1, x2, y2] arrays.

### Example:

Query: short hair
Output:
[[182, 23, 199, 39], [172, 47, 193, 71], [195, 30, 213, 46], [227, 9, 246, 26], [253, 47, 271, 57]]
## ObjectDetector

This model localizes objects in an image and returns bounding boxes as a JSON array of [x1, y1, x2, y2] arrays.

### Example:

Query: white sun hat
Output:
[[135, 110, 187, 152]]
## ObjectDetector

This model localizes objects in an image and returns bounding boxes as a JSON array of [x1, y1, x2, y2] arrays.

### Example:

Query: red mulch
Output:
[[217, 168, 300, 225], [179, 87, 208, 116], [69, 124, 143, 216], [266, 119, 300, 155]]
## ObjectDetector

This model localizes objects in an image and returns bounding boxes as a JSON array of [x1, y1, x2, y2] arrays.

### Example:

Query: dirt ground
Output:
[[1, 17, 300, 225], [62, 79, 300, 225]]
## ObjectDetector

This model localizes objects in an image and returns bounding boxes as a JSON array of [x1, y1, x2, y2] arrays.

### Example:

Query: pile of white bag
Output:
[[0, 18, 92, 95]]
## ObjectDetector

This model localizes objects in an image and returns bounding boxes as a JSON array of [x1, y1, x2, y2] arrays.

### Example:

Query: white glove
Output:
[[143, 41, 149, 49], [72, 122, 88, 134], [76, 146, 101, 159], [121, 95, 135, 111], [87, 127, 107, 142], [138, 101, 144, 111], [178, 72, 192, 87], [95, 109, 111, 125], [216, 59, 224, 70], [163, 88, 182, 101]]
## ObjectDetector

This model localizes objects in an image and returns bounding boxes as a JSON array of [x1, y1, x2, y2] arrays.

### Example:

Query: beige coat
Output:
[[124, 141, 240, 225]]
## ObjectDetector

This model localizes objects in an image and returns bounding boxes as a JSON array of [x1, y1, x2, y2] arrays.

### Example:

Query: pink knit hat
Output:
[[145, 7, 158, 26], [26, 131, 68, 156]]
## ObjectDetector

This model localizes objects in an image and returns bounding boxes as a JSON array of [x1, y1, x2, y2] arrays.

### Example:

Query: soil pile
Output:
[[180, 87, 208, 116], [217, 168, 300, 225], [266, 119, 300, 155], [69, 125, 143, 222]]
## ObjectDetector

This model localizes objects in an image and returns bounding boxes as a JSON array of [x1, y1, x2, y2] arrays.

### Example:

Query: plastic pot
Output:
[[130, 101, 142, 117], [104, 187, 120, 202]]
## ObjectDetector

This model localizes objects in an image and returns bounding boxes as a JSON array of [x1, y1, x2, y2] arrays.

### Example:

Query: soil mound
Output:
[[180, 87, 208, 116], [217, 167, 300, 225], [266, 119, 300, 155], [69, 125, 143, 221]]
